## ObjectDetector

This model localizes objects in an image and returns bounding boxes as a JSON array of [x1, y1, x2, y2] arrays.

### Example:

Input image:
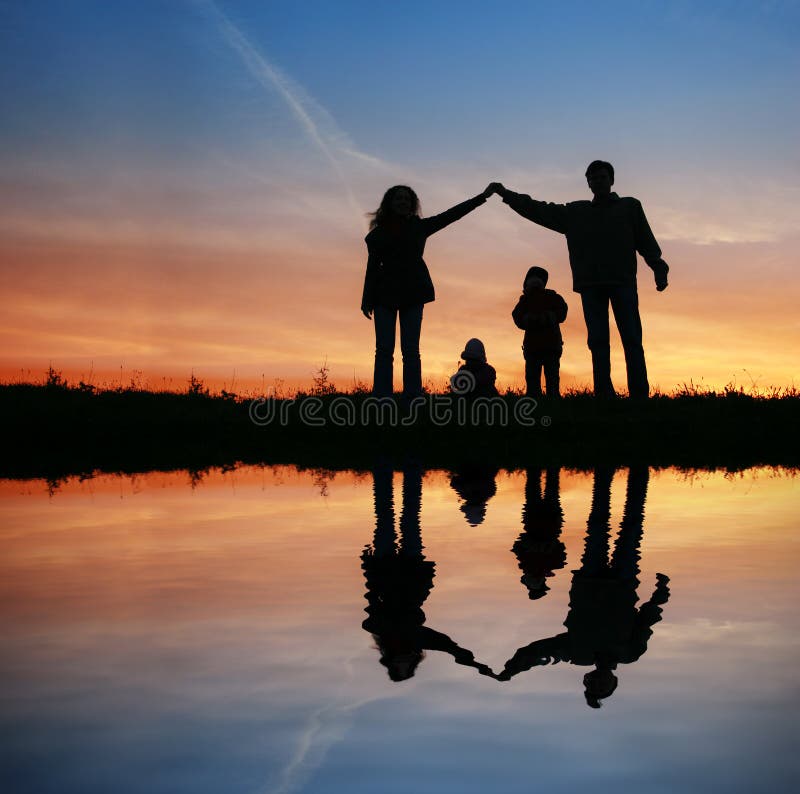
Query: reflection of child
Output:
[[512, 266, 568, 398], [513, 468, 566, 600], [450, 338, 499, 397], [449, 464, 500, 527]]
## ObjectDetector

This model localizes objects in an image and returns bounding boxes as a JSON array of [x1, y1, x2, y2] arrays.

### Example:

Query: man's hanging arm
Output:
[[634, 200, 669, 291]]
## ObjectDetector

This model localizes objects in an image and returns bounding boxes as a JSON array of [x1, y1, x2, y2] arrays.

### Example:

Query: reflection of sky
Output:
[[1, 2, 799, 391], [1, 466, 799, 792]]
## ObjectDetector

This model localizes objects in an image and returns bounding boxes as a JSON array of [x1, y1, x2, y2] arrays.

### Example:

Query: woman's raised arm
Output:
[[420, 187, 492, 236]]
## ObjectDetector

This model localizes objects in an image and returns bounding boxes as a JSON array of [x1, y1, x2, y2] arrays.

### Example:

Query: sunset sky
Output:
[[1, 0, 798, 393]]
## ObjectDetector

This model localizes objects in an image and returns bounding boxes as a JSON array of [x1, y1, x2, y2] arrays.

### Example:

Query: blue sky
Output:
[[4, 1, 798, 172]]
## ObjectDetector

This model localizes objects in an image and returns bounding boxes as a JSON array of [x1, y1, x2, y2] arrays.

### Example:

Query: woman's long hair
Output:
[[368, 185, 420, 230]]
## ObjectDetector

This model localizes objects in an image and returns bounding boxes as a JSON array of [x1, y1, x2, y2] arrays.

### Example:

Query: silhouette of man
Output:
[[511, 467, 567, 600], [499, 466, 671, 708], [490, 163, 669, 398], [361, 462, 493, 681]]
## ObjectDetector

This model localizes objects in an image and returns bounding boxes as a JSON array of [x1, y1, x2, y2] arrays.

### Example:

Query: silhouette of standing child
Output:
[[512, 266, 568, 398]]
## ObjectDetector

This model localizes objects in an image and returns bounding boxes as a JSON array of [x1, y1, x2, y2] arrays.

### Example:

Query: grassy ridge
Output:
[[1, 380, 798, 480]]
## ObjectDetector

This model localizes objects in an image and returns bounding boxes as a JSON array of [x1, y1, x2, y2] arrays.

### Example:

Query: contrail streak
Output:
[[262, 642, 401, 794], [202, 0, 366, 228]]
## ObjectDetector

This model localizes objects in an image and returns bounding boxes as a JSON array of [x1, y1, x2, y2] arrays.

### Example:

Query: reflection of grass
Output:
[[1, 375, 798, 479]]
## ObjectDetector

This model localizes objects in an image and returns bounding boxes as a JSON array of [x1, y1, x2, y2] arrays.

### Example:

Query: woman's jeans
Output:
[[580, 285, 649, 398], [373, 304, 424, 398]]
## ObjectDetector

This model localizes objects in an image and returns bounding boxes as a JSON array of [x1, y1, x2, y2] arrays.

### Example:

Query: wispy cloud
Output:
[[263, 658, 402, 794], [655, 206, 800, 245], [200, 1, 403, 230], [648, 179, 800, 245]]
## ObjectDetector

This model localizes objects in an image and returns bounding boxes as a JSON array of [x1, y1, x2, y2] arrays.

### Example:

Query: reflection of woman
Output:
[[500, 466, 671, 708], [362, 463, 491, 681], [361, 185, 492, 397]]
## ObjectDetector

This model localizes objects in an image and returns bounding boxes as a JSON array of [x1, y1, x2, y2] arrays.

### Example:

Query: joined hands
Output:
[[482, 182, 508, 199]]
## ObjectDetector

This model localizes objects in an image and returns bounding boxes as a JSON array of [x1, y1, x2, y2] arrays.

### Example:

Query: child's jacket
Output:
[[451, 360, 498, 397], [512, 289, 568, 354]]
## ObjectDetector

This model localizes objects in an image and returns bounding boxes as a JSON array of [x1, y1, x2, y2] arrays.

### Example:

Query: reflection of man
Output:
[[489, 162, 669, 399], [362, 463, 492, 681], [500, 466, 671, 708], [449, 464, 500, 527], [512, 467, 566, 600]]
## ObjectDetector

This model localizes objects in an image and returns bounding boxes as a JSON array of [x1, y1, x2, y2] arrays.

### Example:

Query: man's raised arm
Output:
[[488, 182, 568, 234]]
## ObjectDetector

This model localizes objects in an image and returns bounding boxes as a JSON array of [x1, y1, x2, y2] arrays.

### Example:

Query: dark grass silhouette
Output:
[[1, 371, 798, 480]]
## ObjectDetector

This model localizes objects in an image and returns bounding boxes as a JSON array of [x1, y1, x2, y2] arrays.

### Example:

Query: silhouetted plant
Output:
[[188, 372, 209, 397], [311, 361, 336, 395], [271, 378, 287, 399], [129, 369, 145, 391], [45, 366, 66, 389], [350, 378, 371, 394]]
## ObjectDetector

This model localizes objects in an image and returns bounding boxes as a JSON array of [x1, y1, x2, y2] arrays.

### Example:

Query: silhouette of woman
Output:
[[361, 185, 493, 398], [361, 462, 492, 681]]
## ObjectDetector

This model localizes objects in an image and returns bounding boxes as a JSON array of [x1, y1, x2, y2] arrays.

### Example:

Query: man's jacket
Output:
[[502, 191, 664, 292]]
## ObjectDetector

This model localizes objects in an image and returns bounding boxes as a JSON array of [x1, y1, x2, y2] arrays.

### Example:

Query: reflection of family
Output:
[[361, 465, 670, 708], [361, 161, 669, 399]]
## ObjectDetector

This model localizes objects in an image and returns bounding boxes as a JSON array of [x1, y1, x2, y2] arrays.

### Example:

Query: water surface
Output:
[[1, 465, 798, 793]]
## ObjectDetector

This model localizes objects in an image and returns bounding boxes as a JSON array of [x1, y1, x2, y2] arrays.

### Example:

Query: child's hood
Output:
[[523, 266, 549, 289]]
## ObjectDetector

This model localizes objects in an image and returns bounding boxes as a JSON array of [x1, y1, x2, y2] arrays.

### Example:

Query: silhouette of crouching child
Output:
[[450, 338, 499, 397], [361, 463, 493, 681], [499, 466, 671, 708]]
